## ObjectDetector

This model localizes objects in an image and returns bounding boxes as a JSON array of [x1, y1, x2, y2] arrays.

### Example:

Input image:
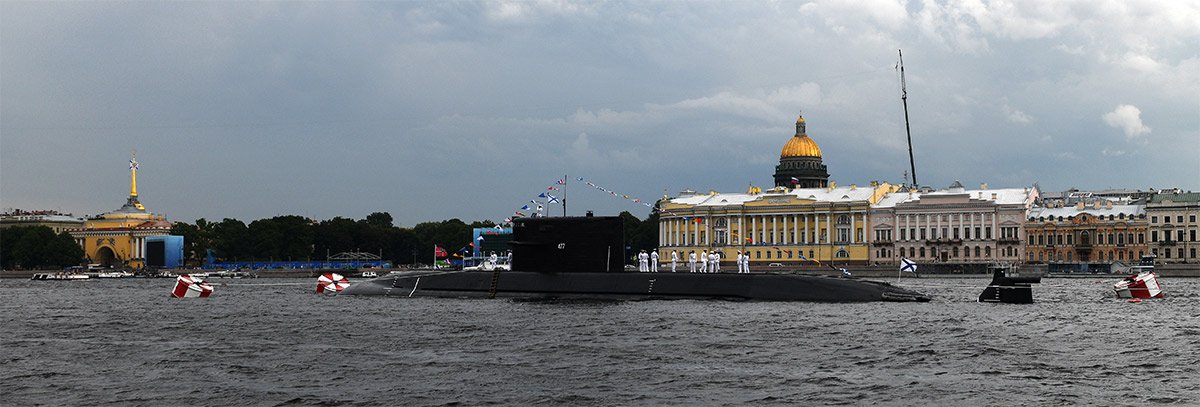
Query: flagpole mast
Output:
[[899, 49, 918, 188], [563, 174, 568, 217]]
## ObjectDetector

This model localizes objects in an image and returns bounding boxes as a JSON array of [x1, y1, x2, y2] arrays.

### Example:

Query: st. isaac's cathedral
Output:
[[659, 114, 898, 266]]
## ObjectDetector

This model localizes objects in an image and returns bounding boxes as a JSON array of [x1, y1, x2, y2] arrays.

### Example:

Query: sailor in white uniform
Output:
[[650, 250, 659, 272], [736, 251, 744, 273], [708, 252, 718, 273], [741, 252, 750, 273], [699, 250, 708, 273], [489, 251, 499, 268], [688, 251, 697, 273], [637, 250, 649, 272], [670, 250, 678, 272]]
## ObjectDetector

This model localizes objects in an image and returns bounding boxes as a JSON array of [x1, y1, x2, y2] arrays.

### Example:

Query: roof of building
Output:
[[1028, 204, 1145, 218], [0, 214, 84, 223], [872, 187, 1033, 208], [1149, 192, 1200, 204], [669, 185, 878, 207]]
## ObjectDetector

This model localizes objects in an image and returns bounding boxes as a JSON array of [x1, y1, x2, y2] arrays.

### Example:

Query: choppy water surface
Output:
[[3, 277, 1199, 406]]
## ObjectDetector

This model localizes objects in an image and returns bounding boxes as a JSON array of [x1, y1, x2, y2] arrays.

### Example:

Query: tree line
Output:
[[0, 210, 660, 269], [170, 211, 660, 266], [0, 226, 86, 269]]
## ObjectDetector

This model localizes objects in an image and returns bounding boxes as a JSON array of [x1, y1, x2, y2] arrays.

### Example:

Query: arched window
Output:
[[837, 215, 851, 225], [919, 247, 925, 258], [974, 246, 980, 257], [835, 249, 849, 258], [986, 246, 992, 258]]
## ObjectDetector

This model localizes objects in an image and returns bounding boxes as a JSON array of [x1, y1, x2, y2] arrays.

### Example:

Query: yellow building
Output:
[[658, 114, 897, 266], [68, 154, 172, 268], [659, 183, 897, 266]]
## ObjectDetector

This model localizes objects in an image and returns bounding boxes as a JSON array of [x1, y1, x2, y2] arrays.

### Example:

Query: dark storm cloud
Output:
[[2, 1, 1197, 225]]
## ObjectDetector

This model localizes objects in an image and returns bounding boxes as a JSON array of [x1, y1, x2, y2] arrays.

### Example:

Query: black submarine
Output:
[[341, 214, 931, 302]]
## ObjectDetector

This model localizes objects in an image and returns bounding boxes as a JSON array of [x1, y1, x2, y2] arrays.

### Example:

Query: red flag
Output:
[[434, 245, 448, 258]]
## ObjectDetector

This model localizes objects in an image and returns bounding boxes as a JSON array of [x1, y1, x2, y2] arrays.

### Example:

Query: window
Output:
[[965, 228, 971, 240], [954, 228, 960, 239], [1139, 233, 1145, 244], [1151, 231, 1158, 242], [974, 246, 980, 257], [919, 247, 925, 258], [909, 228, 915, 241], [976, 227, 982, 239], [1178, 230, 1186, 242], [985, 227, 992, 239], [986, 246, 992, 258], [1191, 215, 1196, 223], [836, 249, 849, 258], [1192, 230, 1196, 242], [1152, 216, 1158, 223], [942, 228, 948, 239], [1179, 248, 1185, 259], [920, 229, 926, 240], [1165, 216, 1172, 224], [1178, 216, 1185, 223], [766, 251, 771, 259], [901, 229, 907, 240], [1191, 248, 1196, 259], [952, 247, 959, 258]]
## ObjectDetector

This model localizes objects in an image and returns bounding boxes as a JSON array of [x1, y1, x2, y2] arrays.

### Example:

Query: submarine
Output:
[[341, 214, 930, 302]]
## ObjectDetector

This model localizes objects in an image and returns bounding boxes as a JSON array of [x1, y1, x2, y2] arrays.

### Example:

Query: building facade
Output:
[[0, 210, 84, 234], [659, 183, 896, 266], [1024, 200, 1148, 265], [869, 182, 1038, 265], [68, 155, 174, 269], [1146, 192, 1200, 263]]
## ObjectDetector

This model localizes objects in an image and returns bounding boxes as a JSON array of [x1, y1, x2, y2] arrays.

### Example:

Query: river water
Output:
[[3, 276, 1198, 406]]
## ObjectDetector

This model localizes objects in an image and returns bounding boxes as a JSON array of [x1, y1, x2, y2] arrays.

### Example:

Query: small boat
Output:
[[360, 270, 378, 278], [31, 272, 90, 281], [91, 270, 134, 278], [1114, 267, 1163, 299]]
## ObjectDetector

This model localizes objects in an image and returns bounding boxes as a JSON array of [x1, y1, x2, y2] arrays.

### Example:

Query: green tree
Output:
[[0, 226, 84, 269]]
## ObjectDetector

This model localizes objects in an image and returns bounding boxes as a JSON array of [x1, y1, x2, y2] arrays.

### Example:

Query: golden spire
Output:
[[129, 149, 139, 197]]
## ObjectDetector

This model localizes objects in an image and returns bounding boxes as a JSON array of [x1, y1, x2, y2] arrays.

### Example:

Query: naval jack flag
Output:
[[900, 258, 918, 273]]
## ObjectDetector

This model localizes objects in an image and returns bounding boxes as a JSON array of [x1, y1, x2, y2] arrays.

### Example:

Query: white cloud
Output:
[[1002, 104, 1032, 124], [1102, 104, 1151, 139], [1101, 148, 1126, 157]]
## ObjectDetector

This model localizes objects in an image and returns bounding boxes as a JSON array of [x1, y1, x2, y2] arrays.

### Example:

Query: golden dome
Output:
[[781, 134, 822, 158]]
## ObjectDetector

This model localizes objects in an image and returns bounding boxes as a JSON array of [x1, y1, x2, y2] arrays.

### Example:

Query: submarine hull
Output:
[[340, 270, 930, 302]]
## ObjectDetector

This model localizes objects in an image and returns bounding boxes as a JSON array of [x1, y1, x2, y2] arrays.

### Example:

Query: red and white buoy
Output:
[[316, 273, 350, 294], [1113, 271, 1164, 299], [171, 274, 214, 298]]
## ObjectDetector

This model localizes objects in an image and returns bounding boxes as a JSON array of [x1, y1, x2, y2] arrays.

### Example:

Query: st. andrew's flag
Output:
[[900, 258, 918, 273]]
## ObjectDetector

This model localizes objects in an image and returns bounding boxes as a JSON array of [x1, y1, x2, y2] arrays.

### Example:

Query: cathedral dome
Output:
[[781, 134, 822, 158]]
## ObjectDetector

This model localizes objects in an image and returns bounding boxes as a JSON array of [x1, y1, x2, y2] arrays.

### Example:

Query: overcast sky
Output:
[[2, 1, 1197, 226]]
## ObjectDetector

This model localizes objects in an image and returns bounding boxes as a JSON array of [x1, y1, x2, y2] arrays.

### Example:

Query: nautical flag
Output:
[[538, 192, 547, 199], [547, 195, 560, 204], [476, 236, 484, 241], [515, 211, 526, 216], [790, 177, 799, 183], [548, 187, 558, 191], [469, 242, 475, 247], [130, 160, 139, 170], [521, 205, 530, 211], [798, 252, 807, 260], [643, 202, 652, 207], [494, 224, 503, 230], [504, 218, 512, 223], [576, 177, 584, 181], [694, 218, 703, 223], [434, 246, 448, 258], [841, 268, 852, 277], [530, 200, 538, 205], [557, 179, 567, 185], [901, 258, 918, 273]]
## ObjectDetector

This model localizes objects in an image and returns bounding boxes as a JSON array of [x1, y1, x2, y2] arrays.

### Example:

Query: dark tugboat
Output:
[[341, 214, 930, 302]]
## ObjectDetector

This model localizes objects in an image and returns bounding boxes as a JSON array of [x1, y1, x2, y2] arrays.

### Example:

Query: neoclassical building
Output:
[[659, 183, 897, 266], [68, 155, 173, 268], [660, 114, 893, 265], [869, 182, 1038, 265], [773, 114, 829, 188], [1024, 200, 1148, 264], [1146, 192, 1199, 263]]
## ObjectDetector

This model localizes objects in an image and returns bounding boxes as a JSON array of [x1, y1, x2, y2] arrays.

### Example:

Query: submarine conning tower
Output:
[[509, 214, 625, 273], [978, 264, 1042, 304]]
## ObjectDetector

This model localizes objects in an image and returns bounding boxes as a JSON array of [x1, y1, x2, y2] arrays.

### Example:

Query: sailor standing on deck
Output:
[[741, 251, 750, 273], [699, 250, 708, 273], [637, 250, 649, 272], [670, 250, 678, 272], [489, 251, 499, 269], [709, 251, 719, 273], [736, 251, 744, 273], [688, 251, 697, 273], [650, 250, 659, 272]]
